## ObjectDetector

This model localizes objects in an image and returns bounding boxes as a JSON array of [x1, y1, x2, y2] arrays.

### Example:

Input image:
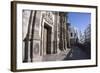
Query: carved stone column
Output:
[[23, 10, 34, 62]]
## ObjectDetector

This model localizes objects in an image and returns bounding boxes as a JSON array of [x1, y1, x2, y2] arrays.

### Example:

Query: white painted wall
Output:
[[0, 0, 99, 73]]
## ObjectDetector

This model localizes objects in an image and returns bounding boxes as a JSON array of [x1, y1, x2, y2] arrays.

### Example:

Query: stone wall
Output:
[[22, 10, 68, 62]]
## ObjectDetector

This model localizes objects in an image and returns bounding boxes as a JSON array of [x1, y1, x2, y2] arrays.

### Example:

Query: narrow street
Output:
[[63, 46, 90, 60], [42, 46, 90, 61]]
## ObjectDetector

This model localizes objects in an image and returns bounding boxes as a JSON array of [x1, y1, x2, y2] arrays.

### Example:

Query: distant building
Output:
[[84, 24, 91, 57], [67, 24, 78, 47], [22, 10, 69, 62], [84, 24, 91, 43]]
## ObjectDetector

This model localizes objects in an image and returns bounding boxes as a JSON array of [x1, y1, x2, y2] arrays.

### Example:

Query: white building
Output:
[[84, 24, 91, 43], [67, 24, 78, 47]]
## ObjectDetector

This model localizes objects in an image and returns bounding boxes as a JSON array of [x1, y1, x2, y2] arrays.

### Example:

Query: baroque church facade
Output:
[[22, 10, 68, 62]]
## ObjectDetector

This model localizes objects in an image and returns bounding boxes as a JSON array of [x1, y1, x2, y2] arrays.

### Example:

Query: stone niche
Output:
[[42, 11, 54, 25]]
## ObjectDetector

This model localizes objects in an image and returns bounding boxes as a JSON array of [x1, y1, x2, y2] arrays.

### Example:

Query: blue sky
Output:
[[67, 12, 91, 33]]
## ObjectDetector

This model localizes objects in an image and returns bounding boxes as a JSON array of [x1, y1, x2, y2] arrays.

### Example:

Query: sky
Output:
[[67, 12, 91, 34]]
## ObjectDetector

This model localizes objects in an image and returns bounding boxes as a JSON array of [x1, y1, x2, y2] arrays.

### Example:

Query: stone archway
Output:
[[43, 22, 52, 55]]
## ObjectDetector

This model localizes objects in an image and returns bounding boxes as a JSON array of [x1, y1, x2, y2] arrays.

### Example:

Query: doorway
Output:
[[43, 23, 52, 55]]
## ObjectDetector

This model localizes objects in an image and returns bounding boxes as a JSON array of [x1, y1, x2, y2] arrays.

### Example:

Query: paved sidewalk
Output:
[[42, 49, 71, 61]]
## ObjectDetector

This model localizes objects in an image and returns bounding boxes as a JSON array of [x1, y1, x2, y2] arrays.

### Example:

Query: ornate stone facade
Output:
[[22, 10, 68, 62]]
